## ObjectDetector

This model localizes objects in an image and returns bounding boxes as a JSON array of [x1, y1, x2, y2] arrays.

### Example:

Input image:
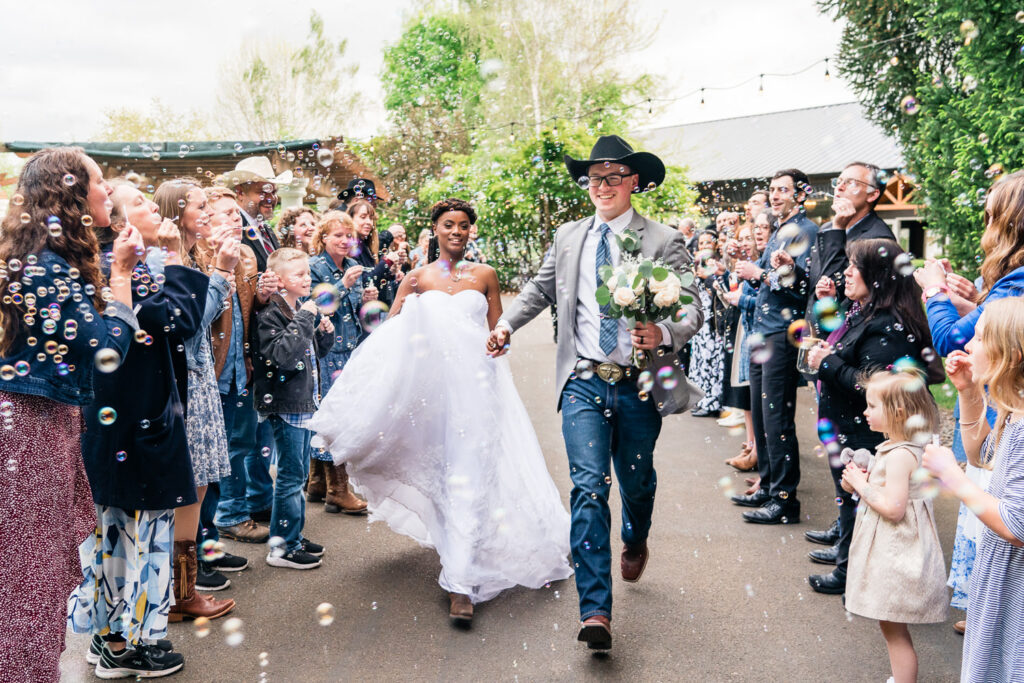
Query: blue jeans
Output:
[[268, 416, 312, 552], [560, 375, 661, 621], [214, 387, 273, 529]]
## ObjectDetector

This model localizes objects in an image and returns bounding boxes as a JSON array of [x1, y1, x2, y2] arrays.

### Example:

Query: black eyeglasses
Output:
[[579, 174, 634, 189]]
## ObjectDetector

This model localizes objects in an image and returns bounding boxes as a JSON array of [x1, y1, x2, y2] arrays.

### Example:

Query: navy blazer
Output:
[[82, 258, 208, 511]]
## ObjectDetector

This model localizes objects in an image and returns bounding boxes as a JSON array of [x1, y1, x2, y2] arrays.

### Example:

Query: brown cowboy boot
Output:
[[306, 458, 327, 503], [168, 540, 235, 623], [324, 463, 368, 515], [448, 592, 473, 623]]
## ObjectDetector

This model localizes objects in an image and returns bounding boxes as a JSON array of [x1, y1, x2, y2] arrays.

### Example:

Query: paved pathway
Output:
[[61, 298, 964, 681]]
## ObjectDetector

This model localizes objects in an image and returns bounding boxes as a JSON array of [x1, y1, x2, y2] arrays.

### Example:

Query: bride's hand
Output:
[[487, 327, 510, 358]]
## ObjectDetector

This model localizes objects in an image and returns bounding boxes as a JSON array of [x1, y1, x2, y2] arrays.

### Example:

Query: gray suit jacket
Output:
[[504, 210, 704, 409]]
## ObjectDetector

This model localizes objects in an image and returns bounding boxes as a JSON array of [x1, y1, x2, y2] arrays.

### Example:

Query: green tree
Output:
[[415, 125, 696, 288], [93, 98, 211, 141], [819, 0, 1024, 271], [215, 11, 361, 140]]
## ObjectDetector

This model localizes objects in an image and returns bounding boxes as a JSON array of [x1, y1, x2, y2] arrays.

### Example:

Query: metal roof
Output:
[[0, 139, 320, 159], [636, 102, 905, 183]]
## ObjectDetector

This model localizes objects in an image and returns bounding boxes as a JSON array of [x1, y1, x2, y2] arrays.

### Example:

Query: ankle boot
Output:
[[725, 448, 758, 472], [448, 592, 473, 622], [168, 540, 236, 623], [306, 458, 327, 503], [324, 463, 368, 515]]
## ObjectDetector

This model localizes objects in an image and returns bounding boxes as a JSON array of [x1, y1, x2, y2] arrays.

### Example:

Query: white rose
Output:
[[649, 273, 681, 293], [653, 287, 680, 308], [613, 286, 636, 307]]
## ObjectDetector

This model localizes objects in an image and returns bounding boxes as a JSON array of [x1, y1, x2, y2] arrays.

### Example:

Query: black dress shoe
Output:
[[805, 518, 840, 546], [742, 499, 801, 525], [809, 571, 846, 595], [808, 544, 838, 565], [731, 489, 770, 508]]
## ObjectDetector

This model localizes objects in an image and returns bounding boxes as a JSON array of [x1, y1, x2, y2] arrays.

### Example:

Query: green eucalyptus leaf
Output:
[[595, 285, 611, 306], [652, 266, 669, 281]]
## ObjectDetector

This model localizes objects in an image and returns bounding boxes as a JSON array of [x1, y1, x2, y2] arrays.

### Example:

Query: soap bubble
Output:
[[899, 95, 920, 115], [657, 366, 678, 390], [312, 283, 341, 314], [222, 617, 244, 646], [194, 616, 211, 638], [316, 602, 336, 626], [786, 319, 811, 347], [359, 301, 390, 331], [98, 407, 117, 425], [574, 359, 595, 380], [94, 348, 121, 373]]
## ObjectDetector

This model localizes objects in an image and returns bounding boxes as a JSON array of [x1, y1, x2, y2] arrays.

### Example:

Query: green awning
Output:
[[1, 140, 323, 159]]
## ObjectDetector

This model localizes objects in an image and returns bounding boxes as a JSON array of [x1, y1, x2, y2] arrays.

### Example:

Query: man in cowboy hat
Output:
[[334, 177, 380, 213], [487, 135, 703, 650], [223, 157, 293, 272]]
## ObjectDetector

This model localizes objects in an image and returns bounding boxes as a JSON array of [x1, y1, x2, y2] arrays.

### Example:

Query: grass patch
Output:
[[930, 376, 958, 411]]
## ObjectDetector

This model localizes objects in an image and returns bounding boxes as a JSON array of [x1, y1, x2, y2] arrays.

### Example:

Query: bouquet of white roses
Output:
[[595, 232, 695, 367]]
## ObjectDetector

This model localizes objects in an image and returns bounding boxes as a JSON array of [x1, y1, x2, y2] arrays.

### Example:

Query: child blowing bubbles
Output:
[[841, 370, 948, 683], [922, 297, 1024, 683], [253, 248, 335, 570]]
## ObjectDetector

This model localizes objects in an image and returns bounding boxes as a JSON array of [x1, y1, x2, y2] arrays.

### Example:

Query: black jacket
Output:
[[241, 212, 280, 273], [817, 309, 928, 448], [83, 260, 208, 510], [252, 294, 334, 415], [804, 212, 897, 334]]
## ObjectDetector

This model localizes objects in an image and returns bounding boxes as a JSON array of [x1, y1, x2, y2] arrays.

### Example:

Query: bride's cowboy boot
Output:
[[306, 458, 327, 503], [169, 540, 235, 623], [448, 593, 473, 623], [324, 463, 368, 515]]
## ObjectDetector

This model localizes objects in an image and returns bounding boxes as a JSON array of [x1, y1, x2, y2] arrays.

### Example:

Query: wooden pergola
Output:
[[0, 137, 389, 205]]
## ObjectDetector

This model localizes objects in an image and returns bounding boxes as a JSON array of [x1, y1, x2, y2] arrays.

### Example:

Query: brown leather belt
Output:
[[578, 358, 635, 385]]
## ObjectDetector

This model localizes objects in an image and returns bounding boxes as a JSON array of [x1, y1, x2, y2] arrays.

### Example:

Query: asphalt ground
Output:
[[61, 297, 964, 682]]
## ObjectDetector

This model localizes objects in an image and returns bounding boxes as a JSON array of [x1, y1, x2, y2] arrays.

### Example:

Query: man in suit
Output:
[[487, 136, 703, 651], [223, 157, 291, 273], [802, 161, 897, 335], [677, 217, 698, 254]]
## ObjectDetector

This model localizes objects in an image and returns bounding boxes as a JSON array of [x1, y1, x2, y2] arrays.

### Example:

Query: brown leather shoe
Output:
[[954, 620, 966, 634], [725, 449, 758, 472], [448, 592, 473, 623], [168, 540, 235, 623], [217, 519, 269, 543], [577, 615, 612, 650], [621, 542, 649, 583], [306, 458, 327, 503], [325, 463, 368, 515]]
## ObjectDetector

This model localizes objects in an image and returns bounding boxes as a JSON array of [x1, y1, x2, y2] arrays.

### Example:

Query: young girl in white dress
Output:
[[309, 198, 572, 624]]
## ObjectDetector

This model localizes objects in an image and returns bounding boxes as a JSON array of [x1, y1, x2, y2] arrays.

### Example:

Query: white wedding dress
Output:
[[309, 289, 573, 602]]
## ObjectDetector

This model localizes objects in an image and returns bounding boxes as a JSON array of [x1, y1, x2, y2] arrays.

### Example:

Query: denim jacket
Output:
[[309, 253, 366, 352], [147, 250, 231, 372], [750, 212, 818, 335], [0, 249, 139, 406]]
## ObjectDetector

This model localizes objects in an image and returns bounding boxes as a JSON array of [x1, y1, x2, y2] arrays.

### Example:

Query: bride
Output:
[[309, 198, 572, 623]]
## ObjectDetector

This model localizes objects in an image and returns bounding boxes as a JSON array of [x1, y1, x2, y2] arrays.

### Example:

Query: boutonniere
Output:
[[614, 229, 640, 254]]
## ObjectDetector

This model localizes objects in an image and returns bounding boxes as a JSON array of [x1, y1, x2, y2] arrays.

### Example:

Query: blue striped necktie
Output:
[[596, 223, 618, 356]]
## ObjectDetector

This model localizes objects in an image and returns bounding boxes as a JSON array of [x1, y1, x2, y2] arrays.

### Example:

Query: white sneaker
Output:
[[717, 413, 745, 427]]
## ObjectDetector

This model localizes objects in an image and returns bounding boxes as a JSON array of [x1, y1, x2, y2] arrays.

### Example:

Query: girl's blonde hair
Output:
[[979, 171, 1024, 300], [865, 369, 939, 442], [975, 298, 1024, 464], [311, 210, 355, 256]]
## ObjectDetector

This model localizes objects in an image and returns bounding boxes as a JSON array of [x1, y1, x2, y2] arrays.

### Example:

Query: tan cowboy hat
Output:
[[222, 156, 294, 188]]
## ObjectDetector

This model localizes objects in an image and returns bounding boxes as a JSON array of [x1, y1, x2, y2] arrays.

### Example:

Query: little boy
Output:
[[253, 247, 334, 569]]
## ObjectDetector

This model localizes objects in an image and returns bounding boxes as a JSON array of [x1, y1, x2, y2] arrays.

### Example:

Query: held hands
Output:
[[944, 350, 975, 392], [342, 266, 363, 289], [806, 341, 833, 371], [734, 259, 763, 282], [815, 276, 836, 299], [486, 327, 510, 358], [630, 321, 663, 351], [111, 224, 144, 273], [913, 259, 947, 290], [841, 461, 868, 493], [832, 197, 856, 230]]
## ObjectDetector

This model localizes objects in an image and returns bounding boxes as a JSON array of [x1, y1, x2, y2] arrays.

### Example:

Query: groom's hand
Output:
[[487, 327, 510, 358], [630, 321, 663, 350]]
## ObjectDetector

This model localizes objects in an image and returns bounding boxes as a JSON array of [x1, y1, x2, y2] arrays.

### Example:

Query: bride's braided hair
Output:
[[427, 198, 477, 264]]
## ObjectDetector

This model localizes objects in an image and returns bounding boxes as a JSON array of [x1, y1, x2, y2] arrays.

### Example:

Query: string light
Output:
[[824, 58, 831, 80], [758, 74, 765, 94], [699, 88, 705, 106]]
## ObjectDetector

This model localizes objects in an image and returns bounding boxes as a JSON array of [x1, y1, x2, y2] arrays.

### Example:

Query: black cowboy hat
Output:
[[337, 177, 379, 202], [564, 135, 666, 192]]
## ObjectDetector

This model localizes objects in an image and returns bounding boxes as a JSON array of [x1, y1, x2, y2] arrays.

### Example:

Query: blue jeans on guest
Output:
[[560, 374, 662, 621], [214, 386, 274, 529], [267, 415, 312, 553]]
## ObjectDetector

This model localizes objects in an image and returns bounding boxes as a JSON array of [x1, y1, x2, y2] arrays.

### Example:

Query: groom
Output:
[[487, 135, 702, 650]]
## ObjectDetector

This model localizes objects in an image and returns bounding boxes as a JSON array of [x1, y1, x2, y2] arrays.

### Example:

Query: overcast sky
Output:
[[1, 0, 857, 142]]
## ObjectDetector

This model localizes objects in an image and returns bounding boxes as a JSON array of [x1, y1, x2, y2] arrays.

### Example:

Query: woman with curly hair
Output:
[[0, 147, 143, 681], [278, 206, 318, 254], [310, 198, 572, 624]]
